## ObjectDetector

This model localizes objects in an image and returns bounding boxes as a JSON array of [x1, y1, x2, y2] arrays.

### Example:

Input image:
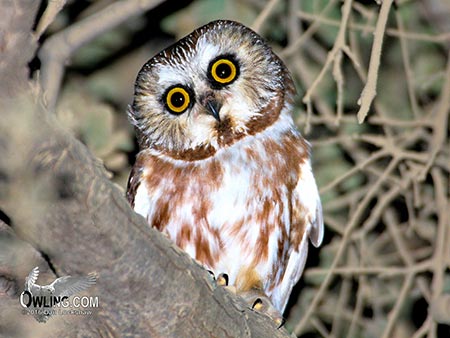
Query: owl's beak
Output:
[[203, 99, 222, 122]]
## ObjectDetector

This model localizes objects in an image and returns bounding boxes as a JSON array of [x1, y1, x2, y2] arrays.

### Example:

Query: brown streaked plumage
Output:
[[127, 20, 323, 322]]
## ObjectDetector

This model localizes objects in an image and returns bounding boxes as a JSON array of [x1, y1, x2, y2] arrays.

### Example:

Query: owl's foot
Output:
[[210, 272, 237, 294], [216, 273, 237, 293], [216, 273, 228, 287], [239, 289, 285, 327], [208, 271, 228, 285]]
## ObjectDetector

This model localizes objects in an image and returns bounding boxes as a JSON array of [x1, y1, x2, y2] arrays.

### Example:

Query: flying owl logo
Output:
[[127, 20, 323, 323]]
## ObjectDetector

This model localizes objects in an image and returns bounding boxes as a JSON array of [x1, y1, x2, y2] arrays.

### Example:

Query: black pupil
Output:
[[216, 63, 232, 79], [171, 92, 185, 108]]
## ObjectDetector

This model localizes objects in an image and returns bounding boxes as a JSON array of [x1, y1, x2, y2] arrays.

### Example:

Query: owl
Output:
[[127, 20, 323, 322]]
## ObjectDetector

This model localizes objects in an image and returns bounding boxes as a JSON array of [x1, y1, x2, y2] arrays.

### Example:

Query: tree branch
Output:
[[356, 0, 393, 123]]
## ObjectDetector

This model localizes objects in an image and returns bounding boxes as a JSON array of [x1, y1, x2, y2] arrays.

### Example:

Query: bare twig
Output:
[[34, 0, 67, 38], [251, 0, 281, 33], [380, 274, 414, 338], [302, 0, 353, 124], [357, 0, 394, 123], [295, 10, 450, 44], [418, 51, 450, 180], [395, 9, 421, 118], [281, 0, 338, 58]]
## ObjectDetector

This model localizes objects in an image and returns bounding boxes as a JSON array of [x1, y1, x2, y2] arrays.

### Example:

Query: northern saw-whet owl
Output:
[[127, 20, 323, 322]]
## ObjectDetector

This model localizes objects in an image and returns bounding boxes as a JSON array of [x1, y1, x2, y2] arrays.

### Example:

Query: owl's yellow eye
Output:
[[209, 56, 239, 86], [165, 86, 191, 114]]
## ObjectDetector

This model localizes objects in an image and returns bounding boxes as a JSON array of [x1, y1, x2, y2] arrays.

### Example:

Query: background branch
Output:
[[39, 0, 165, 111], [356, 0, 393, 123]]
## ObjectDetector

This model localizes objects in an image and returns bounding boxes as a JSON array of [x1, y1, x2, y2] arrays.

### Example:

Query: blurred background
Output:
[[32, 0, 449, 337]]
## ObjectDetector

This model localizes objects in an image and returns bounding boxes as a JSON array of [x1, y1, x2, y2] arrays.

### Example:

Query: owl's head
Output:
[[129, 20, 294, 160]]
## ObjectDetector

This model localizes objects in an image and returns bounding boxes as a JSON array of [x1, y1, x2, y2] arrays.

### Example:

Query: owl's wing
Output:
[[52, 274, 96, 298], [25, 266, 39, 291], [275, 158, 323, 312], [126, 160, 143, 208], [126, 151, 155, 221], [296, 160, 324, 248]]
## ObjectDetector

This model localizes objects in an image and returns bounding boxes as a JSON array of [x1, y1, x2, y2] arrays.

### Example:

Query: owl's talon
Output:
[[217, 273, 229, 286], [239, 289, 284, 327], [275, 317, 286, 328], [252, 297, 263, 310]]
